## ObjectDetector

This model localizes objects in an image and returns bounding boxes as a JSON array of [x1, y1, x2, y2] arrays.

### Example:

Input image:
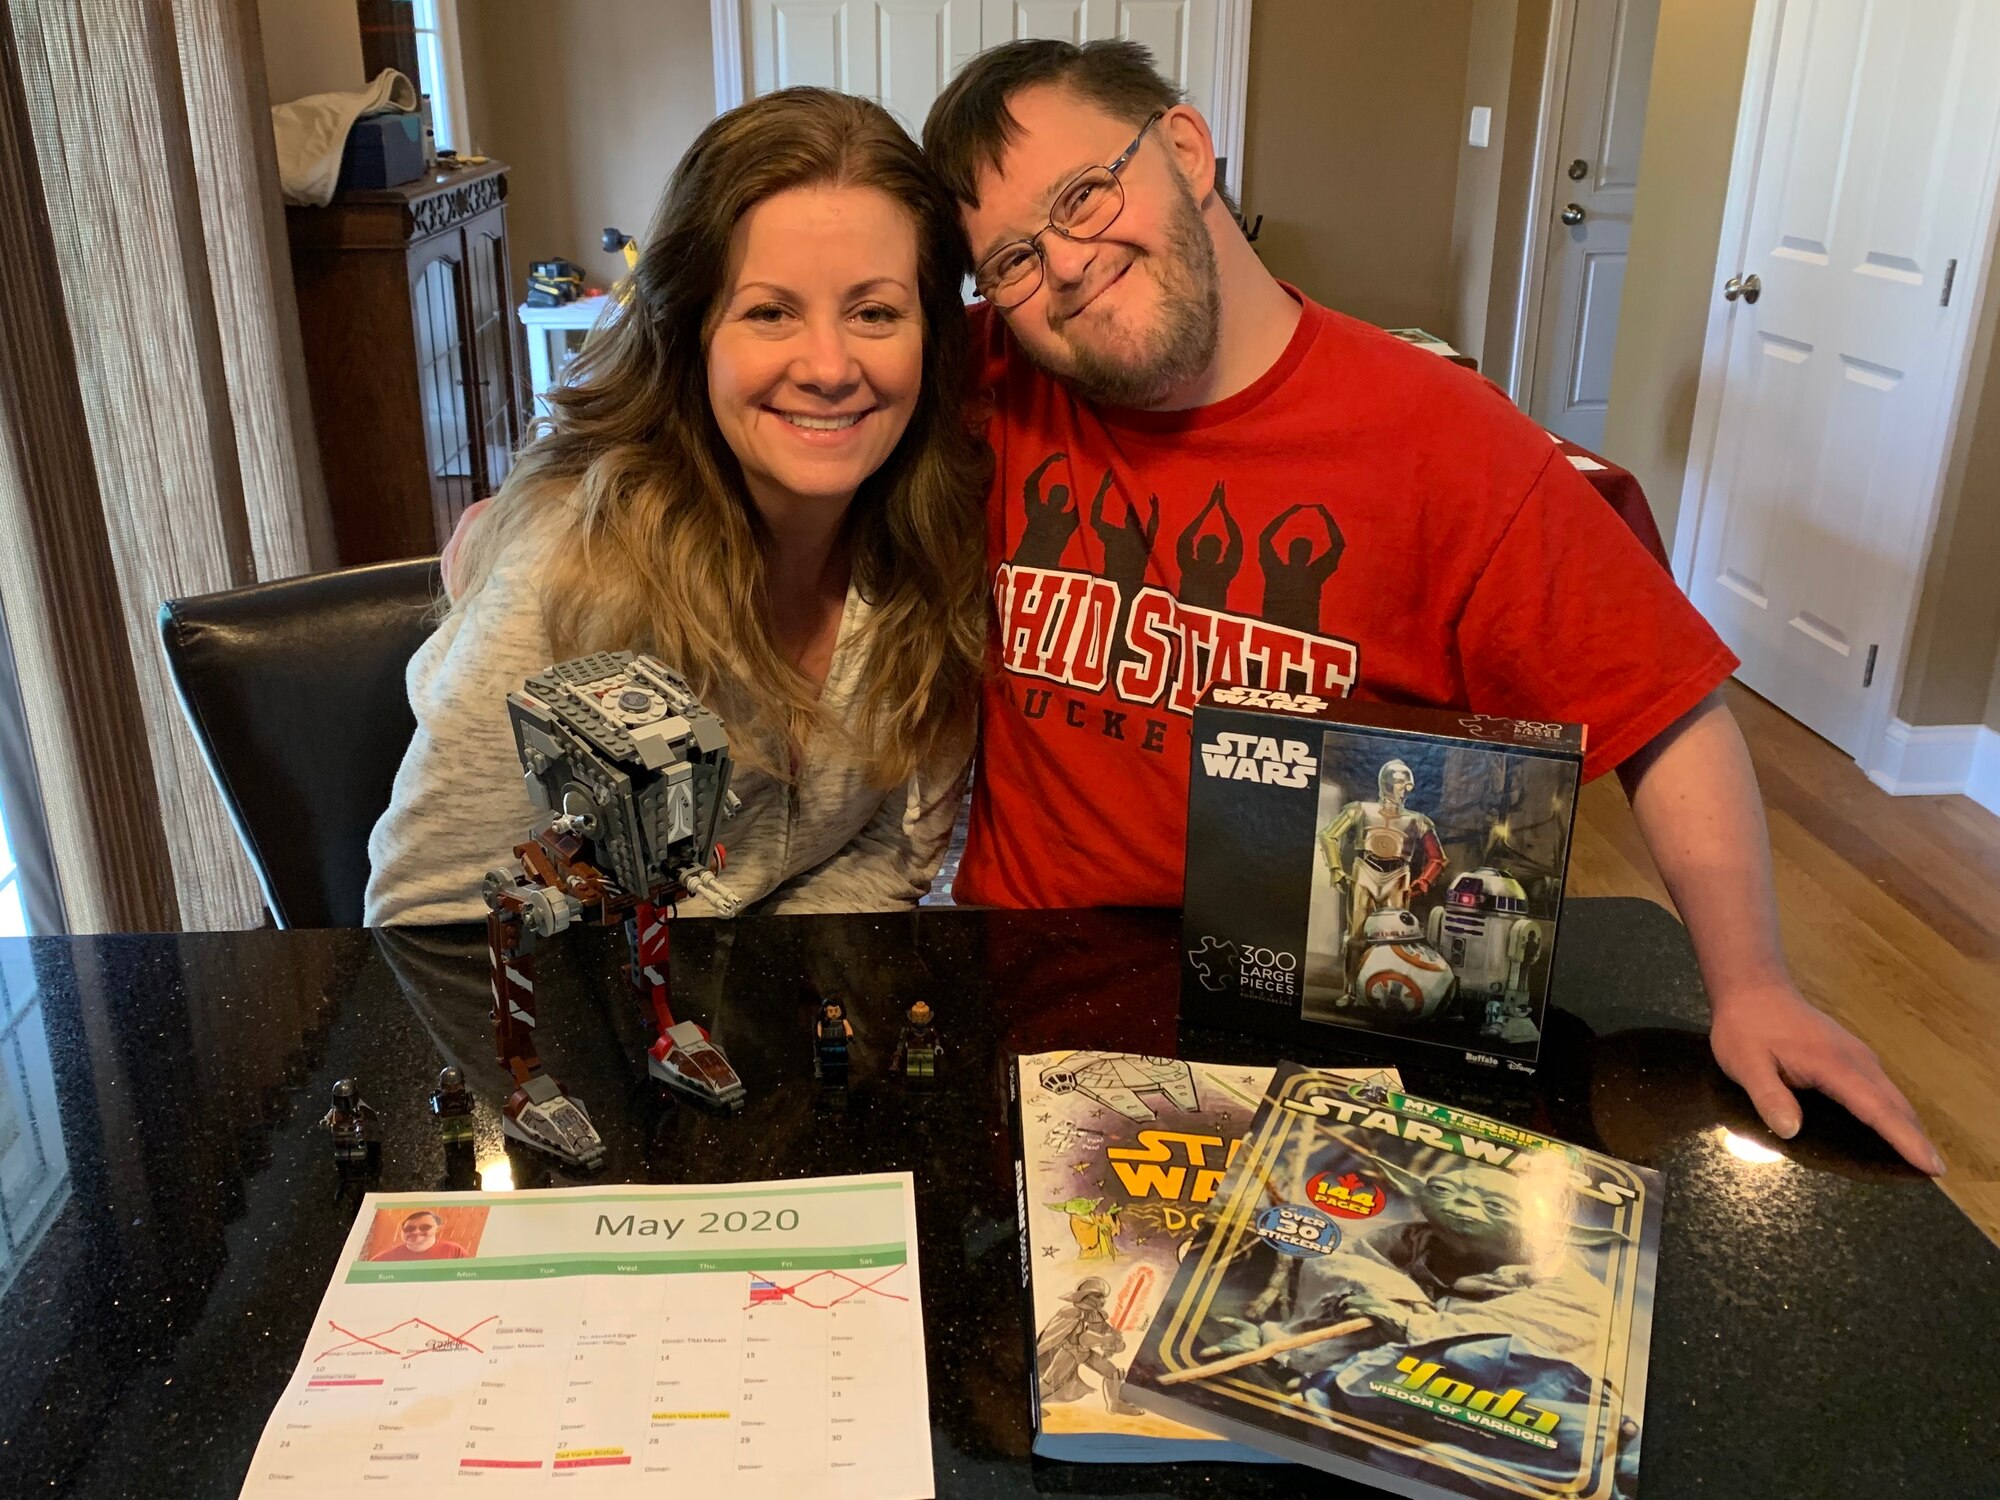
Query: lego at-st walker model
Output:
[[483, 652, 747, 1169]]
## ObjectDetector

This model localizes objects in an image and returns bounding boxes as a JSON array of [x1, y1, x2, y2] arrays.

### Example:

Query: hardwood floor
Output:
[[1571, 680, 2000, 1244]]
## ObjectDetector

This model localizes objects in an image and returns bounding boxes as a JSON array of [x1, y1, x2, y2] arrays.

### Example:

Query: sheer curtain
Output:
[[0, 0, 333, 931]]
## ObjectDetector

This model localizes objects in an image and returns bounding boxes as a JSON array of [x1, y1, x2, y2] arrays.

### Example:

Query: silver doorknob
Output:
[[1723, 273, 1763, 304], [1560, 203, 1586, 226]]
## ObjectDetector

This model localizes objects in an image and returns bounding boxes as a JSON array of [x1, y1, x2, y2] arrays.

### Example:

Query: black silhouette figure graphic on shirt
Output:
[[1175, 482, 1243, 610], [1258, 503, 1344, 632], [1091, 471, 1157, 675], [1092, 472, 1158, 579], [1014, 452, 1081, 569]]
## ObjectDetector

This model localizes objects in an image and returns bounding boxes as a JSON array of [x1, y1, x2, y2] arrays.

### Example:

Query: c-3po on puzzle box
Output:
[[1181, 689, 1584, 1079]]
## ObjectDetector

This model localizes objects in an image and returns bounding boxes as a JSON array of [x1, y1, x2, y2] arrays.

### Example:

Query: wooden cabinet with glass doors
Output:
[[287, 160, 522, 565]]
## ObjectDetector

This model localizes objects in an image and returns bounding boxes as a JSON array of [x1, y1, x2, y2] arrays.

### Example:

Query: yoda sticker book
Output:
[[1124, 1064, 1661, 1499]]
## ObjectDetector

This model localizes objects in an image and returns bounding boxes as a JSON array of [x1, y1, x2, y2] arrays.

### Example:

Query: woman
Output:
[[365, 89, 984, 923]]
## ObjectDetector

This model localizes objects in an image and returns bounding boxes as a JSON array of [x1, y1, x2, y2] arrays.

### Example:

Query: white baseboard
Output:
[[1867, 719, 2000, 816], [1970, 726, 2000, 817]]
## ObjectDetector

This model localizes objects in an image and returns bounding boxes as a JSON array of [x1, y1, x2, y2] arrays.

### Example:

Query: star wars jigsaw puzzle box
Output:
[[1180, 688, 1585, 1079]]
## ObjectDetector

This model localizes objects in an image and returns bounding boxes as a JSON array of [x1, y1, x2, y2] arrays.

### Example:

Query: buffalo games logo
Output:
[[1306, 1169, 1386, 1219]]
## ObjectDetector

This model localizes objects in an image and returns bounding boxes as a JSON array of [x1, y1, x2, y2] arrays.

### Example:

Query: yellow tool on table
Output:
[[602, 227, 639, 305]]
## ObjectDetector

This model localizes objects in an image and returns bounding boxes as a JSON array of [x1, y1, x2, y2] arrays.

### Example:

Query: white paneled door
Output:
[[744, 0, 1224, 146], [747, 1, 982, 138], [1526, 0, 1659, 450], [1679, 0, 2000, 758]]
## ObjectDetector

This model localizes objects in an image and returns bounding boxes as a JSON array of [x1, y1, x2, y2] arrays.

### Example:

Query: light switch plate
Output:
[[1469, 105, 1492, 148]]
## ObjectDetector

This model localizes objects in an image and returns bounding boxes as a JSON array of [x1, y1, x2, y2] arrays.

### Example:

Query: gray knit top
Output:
[[363, 524, 970, 925]]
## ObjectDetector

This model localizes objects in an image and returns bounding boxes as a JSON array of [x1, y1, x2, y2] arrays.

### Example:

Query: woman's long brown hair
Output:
[[451, 88, 985, 784]]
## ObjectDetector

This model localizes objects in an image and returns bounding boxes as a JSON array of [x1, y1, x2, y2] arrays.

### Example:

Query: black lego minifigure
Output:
[[319, 1077, 380, 1172], [813, 999, 854, 1087], [892, 1001, 941, 1085], [431, 1066, 475, 1149]]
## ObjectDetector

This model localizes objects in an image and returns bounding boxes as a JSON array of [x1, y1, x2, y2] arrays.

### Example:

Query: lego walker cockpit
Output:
[[483, 652, 746, 1169]]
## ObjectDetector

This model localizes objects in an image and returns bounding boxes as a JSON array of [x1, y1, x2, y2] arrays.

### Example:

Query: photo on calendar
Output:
[[359, 1204, 492, 1264]]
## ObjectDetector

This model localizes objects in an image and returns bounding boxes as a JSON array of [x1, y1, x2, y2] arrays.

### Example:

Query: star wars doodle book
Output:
[[1011, 1052, 1398, 1463], [1125, 1064, 1660, 1499], [1182, 691, 1584, 1079]]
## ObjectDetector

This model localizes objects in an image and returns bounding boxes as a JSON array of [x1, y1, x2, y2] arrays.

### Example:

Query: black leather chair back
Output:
[[159, 559, 441, 928]]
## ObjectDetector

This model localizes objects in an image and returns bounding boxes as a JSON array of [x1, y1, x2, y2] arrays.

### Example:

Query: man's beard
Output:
[[1041, 173, 1221, 409]]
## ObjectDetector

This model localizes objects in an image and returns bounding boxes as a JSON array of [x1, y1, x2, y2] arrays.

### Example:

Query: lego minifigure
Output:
[[483, 653, 747, 1170], [892, 1001, 941, 1084], [813, 999, 854, 1087], [319, 1077, 379, 1172], [431, 1066, 475, 1149]]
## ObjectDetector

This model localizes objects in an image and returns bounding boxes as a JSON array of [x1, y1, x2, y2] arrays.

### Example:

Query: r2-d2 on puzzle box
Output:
[[1180, 688, 1584, 1079]]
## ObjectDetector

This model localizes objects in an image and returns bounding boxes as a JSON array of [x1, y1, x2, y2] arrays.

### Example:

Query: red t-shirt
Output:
[[955, 292, 1738, 910]]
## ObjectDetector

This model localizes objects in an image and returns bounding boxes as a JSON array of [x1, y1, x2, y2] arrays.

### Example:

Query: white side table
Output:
[[517, 295, 616, 418]]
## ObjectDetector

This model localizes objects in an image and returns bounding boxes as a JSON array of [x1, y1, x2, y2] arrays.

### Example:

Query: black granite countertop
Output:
[[0, 901, 1990, 1497]]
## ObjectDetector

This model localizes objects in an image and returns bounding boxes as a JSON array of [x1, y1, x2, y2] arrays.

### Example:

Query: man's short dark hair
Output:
[[922, 39, 1181, 208]]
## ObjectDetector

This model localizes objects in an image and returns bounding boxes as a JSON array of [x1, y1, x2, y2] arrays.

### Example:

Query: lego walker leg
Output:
[[486, 906, 606, 1169], [631, 900, 679, 1038], [631, 901, 747, 1110]]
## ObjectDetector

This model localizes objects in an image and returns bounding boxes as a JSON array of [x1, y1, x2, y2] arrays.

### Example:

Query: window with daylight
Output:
[[410, 0, 455, 153], [0, 803, 25, 939], [357, 0, 462, 154]]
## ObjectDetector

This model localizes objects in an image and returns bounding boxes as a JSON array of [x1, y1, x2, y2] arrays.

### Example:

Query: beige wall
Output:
[[458, 0, 715, 292], [1446, 0, 1520, 362], [1900, 244, 2000, 728], [1600, 0, 1757, 547], [1243, 0, 1475, 331], [256, 0, 365, 105]]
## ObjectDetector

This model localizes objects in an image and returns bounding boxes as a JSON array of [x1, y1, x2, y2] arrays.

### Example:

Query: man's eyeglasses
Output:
[[974, 111, 1166, 310]]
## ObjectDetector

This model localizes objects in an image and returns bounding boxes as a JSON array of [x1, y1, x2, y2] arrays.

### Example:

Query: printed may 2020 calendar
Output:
[[243, 1174, 932, 1497]]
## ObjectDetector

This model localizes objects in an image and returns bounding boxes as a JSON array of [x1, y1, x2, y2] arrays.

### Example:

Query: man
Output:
[[370, 1209, 470, 1262], [922, 40, 1941, 1175]]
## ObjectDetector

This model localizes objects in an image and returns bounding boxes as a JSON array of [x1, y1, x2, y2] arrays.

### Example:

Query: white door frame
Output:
[[1207, 0, 1252, 204], [712, 0, 747, 114], [1671, 0, 2000, 778], [1504, 0, 1579, 407], [710, 0, 1255, 205]]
